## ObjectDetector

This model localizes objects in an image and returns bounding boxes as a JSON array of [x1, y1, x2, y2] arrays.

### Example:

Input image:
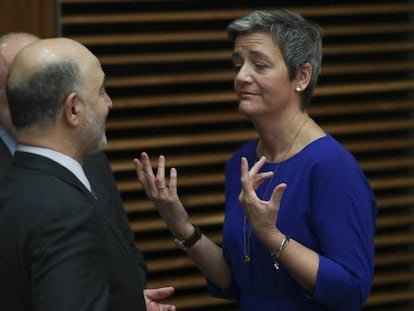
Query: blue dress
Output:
[[208, 135, 377, 310]]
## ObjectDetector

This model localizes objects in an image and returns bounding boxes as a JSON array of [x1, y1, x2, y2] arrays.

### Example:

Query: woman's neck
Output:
[[256, 116, 324, 163]]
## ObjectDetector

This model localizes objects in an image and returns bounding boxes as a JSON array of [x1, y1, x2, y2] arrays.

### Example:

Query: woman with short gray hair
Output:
[[135, 9, 376, 310]]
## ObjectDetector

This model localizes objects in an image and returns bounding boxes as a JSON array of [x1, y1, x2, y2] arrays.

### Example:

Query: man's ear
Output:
[[63, 92, 82, 127], [294, 63, 312, 92]]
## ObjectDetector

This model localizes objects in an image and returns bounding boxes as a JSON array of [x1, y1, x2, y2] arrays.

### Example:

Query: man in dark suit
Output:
[[0, 35, 175, 310]]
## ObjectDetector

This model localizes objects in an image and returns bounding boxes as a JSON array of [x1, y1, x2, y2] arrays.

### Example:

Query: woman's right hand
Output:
[[133, 152, 193, 238], [135, 153, 232, 290]]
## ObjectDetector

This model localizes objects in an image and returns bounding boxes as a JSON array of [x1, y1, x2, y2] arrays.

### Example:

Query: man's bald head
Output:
[[0, 32, 39, 134], [6, 37, 100, 134], [8, 37, 98, 88], [0, 32, 39, 66], [0, 33, 39, 79]]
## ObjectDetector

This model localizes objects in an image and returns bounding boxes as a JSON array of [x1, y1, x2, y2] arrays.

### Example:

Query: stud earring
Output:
[[295, 85, 302, 92]]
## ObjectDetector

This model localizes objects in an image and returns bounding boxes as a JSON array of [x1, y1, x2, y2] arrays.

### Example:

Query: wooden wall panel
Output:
[[56, 1, 414, 310], [0, 0, 57, 37]]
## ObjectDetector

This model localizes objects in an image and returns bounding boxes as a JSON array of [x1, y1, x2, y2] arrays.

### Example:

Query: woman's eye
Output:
[[255, 63, 266, 70], [232, 63, 242, 72]]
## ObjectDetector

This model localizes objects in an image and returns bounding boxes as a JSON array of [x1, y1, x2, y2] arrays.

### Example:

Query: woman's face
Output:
[[232, 32, 296, 118]]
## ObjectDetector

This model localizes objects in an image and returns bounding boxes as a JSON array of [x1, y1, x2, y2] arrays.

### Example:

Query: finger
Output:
[[249, 156, 267, 176], [133, 158, 143, 178], [269, 183, 287, 206], [158, 286, 174, 299], [156, 155, 166, 189], [241, 157, 269, 189], [252, 171, 274, 190], [133, 153, 151, 184], [139, 153, 164, 195], [168, 167, 177, 193], [140, 152, 155, 178], [240, 157, 254, 193], [159, 305, 176, 311], [239, 157, 257, 205], [145, 287, 175, 300], [240, 157, 249, 182]]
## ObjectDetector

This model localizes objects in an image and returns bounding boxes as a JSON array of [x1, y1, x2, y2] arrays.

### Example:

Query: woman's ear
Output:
[[294, 63, 312, 92], [63, 92, 81, 127]]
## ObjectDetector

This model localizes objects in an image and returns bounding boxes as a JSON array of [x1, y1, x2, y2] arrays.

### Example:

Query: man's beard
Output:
[[80, 103, 107, 156]]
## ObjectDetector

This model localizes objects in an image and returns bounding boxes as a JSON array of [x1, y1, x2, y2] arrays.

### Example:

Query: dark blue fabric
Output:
[[208, 135, 376, 311]]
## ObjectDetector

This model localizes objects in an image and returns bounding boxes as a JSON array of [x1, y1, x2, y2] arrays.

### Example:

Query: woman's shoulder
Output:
[[301, 134, 365, 179], [304, 134, 353, 158]]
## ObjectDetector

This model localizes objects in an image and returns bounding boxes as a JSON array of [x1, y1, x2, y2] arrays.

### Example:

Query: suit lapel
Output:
[[0, 138, 12, 158], [0, 138, 13, 181], [13, 151, 95, 201], [88, 174, 134, 256], [15, 151, 137, 262], [0, 137, 13, 170]]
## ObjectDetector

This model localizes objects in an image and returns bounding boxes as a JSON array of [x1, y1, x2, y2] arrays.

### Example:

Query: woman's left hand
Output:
[[239, 156, 287, 243]]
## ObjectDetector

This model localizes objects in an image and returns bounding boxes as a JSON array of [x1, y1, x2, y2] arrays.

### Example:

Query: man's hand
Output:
[[144, 287, 176, 311]]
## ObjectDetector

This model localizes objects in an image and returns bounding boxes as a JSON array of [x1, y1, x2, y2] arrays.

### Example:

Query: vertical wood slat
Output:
[[57, 1, 414, 310]]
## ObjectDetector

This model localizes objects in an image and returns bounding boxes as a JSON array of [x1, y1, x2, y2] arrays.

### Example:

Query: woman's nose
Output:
[[235, 64, 252, 83]]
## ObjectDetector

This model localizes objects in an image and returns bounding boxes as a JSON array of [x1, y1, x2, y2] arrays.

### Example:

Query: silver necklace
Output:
[[243, 118, 309, 264]]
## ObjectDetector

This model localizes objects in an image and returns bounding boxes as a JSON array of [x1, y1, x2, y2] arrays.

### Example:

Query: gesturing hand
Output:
[[133, 152, 192, 238], [239, 156, 287, 243]]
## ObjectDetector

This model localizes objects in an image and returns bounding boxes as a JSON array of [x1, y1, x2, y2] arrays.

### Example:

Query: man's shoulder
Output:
[[84, 151, 110, 172]]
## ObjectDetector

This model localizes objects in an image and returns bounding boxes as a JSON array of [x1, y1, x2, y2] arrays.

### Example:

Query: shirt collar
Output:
[[0, 126, 17, 155]]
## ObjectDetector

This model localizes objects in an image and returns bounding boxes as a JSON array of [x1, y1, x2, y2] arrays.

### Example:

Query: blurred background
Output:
[[1, 0, 414, 309]]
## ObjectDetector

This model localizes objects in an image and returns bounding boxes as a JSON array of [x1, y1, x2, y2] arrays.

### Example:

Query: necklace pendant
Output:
[[244, 255, 251, 264]]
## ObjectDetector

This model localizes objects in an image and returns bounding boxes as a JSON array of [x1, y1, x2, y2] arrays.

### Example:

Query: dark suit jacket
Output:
[[0, 151, 146, 310], [0, 137, 13, 180], [83, 151, 147, 289]]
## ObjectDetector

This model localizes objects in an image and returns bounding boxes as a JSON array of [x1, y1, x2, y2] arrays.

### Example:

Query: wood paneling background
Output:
[[55, 0, 414, 309], [0, 0, 57, 37], [3, 0, 414, 309]]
